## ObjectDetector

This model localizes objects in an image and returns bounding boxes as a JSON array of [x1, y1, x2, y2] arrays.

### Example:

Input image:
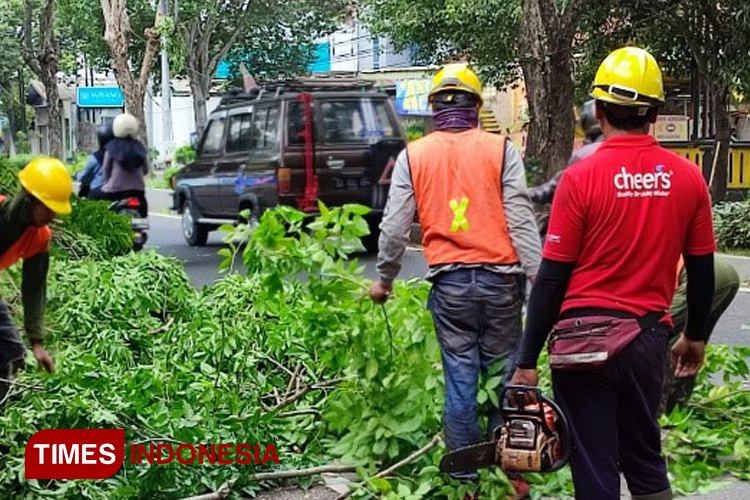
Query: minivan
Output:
[[172, 77, 406, 249]]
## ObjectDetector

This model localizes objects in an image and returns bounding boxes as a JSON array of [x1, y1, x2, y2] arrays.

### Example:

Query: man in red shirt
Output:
[[511, 47, 715, 500]]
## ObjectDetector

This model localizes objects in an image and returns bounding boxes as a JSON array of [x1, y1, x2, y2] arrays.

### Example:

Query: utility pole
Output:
[[159, 0, 173, 164]]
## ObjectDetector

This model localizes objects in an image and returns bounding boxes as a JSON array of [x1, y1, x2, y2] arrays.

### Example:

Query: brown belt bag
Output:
[[548, 312, 662, 371]]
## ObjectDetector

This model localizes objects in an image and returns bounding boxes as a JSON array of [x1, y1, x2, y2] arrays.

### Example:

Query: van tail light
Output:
[[278, 167, 291, 194]]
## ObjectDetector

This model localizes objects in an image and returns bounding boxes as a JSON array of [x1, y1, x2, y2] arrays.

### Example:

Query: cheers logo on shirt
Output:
[[613, 165, 673, 192]]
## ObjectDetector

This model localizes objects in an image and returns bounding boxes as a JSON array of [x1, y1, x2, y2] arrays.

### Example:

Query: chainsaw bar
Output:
[[439, 441, 498, 473]]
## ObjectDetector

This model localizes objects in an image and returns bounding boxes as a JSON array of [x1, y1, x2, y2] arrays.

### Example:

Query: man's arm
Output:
[[22, 252, 55, 373], [529, 170, 563, 205], [683, 253, 714, 341], [375, 150, 416, 287], [515, 259, 575, 369], [22, 252, 49, 344], [77, 157, 98, 185], [501, 141, 542, 280]]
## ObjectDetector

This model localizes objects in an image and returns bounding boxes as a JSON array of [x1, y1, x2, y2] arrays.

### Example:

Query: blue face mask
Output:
[[432, 106, 479, 131]]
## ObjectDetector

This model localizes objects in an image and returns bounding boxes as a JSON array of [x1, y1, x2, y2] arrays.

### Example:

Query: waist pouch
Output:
[[548, 311, 662, 371]]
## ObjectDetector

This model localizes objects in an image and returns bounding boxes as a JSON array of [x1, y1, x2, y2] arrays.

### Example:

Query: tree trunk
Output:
[[189, 77, 209, 135], [123, 82, 148, 146], [100, 0, 160, 147], [41, 62, 62, 158], [518, 0, 577, 182], [181, 14, 246, 136], [23, 0, 63, 158], [5, 96, 17, 155], [709, 84, 730, 202]]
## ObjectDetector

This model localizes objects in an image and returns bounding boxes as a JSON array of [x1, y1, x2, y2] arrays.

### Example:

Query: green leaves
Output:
[[713, 201, 750, 250]]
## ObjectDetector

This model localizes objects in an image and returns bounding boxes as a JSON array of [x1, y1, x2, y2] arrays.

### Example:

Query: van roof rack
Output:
[[218, 76, 376, 105]]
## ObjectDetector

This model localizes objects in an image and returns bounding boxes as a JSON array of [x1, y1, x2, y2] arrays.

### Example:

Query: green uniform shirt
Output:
[[0, 192, 49, 342]]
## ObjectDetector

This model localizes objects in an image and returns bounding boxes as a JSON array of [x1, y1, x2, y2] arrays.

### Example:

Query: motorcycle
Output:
[[109, 196, 149, 251]]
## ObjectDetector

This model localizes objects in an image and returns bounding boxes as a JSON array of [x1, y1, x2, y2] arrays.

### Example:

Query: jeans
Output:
[[427, 268, 524, 480], [552, 323, 672, 500]]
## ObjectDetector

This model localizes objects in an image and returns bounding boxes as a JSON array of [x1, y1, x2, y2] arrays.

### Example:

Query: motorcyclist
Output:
[[101, 113, 149, 215], [76, 123, 114, 199]]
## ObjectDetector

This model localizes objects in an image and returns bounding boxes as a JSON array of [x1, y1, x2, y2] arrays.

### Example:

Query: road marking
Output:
[[740, 287, 750, 294], [150, 212, 181, 220]]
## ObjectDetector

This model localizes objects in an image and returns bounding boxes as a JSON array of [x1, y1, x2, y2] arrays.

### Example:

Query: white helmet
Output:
[[113, 113, 140, 139]]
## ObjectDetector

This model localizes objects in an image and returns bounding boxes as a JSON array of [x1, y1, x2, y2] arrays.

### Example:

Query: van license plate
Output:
[[334, 178, 371, 189]]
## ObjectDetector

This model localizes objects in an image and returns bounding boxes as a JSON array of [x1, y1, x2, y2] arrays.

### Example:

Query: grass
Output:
[[720, 248, 750, 258]]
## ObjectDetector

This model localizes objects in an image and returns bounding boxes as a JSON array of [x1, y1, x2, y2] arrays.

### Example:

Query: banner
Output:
[[395, 79, 432, 116], [652, 115, 690, 142]]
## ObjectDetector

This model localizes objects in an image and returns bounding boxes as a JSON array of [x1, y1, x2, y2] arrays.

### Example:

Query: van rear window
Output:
[[288, 98, 399, 146], [321, 101, 366, 143]]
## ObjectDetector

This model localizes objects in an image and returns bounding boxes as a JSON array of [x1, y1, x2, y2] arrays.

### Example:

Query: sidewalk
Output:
[[687, 480, 750, 499]]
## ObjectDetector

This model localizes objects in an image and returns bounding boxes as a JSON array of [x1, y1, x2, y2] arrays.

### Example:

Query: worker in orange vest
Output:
[[0, 158, 72, 406], [369, 64, 542, 499]]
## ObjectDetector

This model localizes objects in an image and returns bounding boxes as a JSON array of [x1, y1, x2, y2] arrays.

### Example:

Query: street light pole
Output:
[[160, 0, 173, 164]]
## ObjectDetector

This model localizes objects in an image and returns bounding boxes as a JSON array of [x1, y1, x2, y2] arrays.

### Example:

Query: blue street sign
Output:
[[77, 87, 125, 108]]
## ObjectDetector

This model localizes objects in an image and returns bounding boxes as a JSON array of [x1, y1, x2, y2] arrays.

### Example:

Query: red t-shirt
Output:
[[544, 135, 716, 316]]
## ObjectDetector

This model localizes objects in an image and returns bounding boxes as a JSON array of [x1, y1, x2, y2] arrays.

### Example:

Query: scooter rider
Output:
[[77, 122, 114, 199]]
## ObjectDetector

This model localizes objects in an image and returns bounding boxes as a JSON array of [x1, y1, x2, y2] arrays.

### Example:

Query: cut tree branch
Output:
[[177, 465, 359, 500], [337, 435, 442, 500]]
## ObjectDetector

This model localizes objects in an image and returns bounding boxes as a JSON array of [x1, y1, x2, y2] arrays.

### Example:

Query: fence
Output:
[[663, 142, 750, 189]]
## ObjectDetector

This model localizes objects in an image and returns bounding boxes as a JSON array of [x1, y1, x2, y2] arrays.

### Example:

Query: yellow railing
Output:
[[667, 147, 705, 168], [728, 147, 750, 188], [662, 143, 750, 188]]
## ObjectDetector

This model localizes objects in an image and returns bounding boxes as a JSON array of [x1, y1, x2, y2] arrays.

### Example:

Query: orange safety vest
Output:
[[0, 195, 51, 271], [407, 129, 519, 267]]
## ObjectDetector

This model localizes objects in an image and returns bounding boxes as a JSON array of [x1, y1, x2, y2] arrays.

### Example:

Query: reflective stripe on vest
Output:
[[407, 129, 519, 267], [0, 195, 52, 271]]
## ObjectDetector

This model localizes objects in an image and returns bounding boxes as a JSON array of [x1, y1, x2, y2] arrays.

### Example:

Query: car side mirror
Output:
[[189, 132, 198, 151]]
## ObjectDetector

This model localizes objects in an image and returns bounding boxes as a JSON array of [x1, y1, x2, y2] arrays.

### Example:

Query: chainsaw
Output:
[[439, 386, 570, 474]]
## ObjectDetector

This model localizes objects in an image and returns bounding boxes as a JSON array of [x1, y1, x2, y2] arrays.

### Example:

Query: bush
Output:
[[0, 205, 747, 499], [0, 156, 21, 194], [66, 151, 89, 176], [174, 144, 196, 166], [163, 164, 183, 190], [712, 201, 750, 250]]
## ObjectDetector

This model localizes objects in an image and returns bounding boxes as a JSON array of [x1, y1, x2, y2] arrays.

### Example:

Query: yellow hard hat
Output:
[[590, 47, 664, 107], [429, 64, 483, 104], [18, 157, 73, 215]]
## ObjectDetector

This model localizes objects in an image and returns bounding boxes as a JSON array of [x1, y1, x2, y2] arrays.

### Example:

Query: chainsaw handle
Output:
[[502, 385, 544, 416]]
